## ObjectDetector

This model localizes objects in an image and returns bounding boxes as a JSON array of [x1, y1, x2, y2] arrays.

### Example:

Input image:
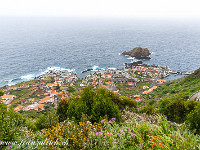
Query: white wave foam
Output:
[[7, 79, 15, 86], [12, 66, 75, 85], [127, 57, 135, 60], [108, 67, 117, 70], [100, 68, 106, 71], [92, 65, 99, 71], [42, 66, 75, 74], [3, 66, 75, 87], [21, 74, 36, 80]]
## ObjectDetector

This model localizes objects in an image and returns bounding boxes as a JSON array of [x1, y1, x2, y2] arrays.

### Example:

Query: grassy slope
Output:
[[152, 68, 200, 100]]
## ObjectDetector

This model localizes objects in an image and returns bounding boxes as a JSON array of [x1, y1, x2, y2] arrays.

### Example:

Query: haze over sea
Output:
[[0, 17, 200, 87]]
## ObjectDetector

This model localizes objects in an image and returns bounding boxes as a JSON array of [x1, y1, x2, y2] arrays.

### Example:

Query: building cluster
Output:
[[0, 64, 169, 111], [1, 71, 78, 111], [84, 68, 137, 94]]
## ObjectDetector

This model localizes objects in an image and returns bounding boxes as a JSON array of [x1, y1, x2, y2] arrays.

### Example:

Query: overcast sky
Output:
[[0, 0, 200, 19]]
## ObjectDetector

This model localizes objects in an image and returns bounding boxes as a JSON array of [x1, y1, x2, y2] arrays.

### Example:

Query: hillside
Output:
[[152, 68, 200, 100], [139, 68, 200, 133], [1, 68, 200, 149]]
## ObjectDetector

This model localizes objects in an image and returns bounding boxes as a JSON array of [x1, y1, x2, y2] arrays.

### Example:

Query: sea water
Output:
[[0, 17, 200, 87]]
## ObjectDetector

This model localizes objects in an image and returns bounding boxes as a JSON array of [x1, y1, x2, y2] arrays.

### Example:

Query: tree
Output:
[[81, 86, 95, 116], [57, 87, 121, 123], [57, 98, 70, 122], [90, 88, 120, 123]]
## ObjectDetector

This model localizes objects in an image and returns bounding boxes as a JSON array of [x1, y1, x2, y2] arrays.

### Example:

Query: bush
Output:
[[67, 87, 121, 123], [187, 103, 200, 134], [44, 112, 200, 150], [140, 104, 156, 114], [0, 90, 4, 96], [57, 86, 123, 123], [57, 98, 70, 122], [0, 103, 25, 141], [67, 87, 76, 93], [35, 111, 58, 130], [159, 93, 188, 123]]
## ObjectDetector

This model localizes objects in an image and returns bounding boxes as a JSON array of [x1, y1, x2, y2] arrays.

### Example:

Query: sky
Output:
[[0, 0, 200, 19]]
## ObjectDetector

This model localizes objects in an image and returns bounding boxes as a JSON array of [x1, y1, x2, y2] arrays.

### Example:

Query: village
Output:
[[0, 62, 180, 112]]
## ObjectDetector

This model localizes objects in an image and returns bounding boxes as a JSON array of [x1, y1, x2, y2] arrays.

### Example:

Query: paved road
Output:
[[189, 90, 200, 101]]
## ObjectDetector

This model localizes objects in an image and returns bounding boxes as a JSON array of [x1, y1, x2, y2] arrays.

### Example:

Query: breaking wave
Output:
[[4, 66, 75, 86]]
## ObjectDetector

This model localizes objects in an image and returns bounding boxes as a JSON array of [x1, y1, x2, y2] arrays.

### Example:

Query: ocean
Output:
[[0, 17, 200, 87]]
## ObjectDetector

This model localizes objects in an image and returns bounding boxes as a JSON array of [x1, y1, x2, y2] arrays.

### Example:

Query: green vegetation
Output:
[[0, 90, 3, 96], [0, 103, 25, 141], [14, 79, 39, 87], [152, 69, 200, 100], [43, 76, 54, 83], [139, 68, 200, 134], [57, 86, 136, 123], [10, 89, 33, 100], [2, 111, 200, 149], [22, 104, 58, 131], [67, 86, 76, 93], [2, 68, 200, 149], [54, 84, 60, 91], [187, 103, 200, 134]]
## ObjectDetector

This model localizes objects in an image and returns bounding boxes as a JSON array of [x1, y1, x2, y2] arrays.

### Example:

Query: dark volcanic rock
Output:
[[122, 47, 151, 59]]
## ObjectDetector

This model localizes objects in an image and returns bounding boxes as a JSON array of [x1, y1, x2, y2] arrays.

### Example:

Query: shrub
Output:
[[66, 87, 120, 123], [35, 111, 58, 130], [0, 103, 25, 141], [187, 103, 200, 134], [57, 98, 70, 122], [43, 112, 200, 150], [0, 90, 4, 96], [159, 93, 188, 123], [67, 87, 75, 93]]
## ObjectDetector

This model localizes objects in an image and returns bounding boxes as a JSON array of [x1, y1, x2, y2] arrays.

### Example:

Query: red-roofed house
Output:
[[105, 82, 112, 85], [44, 92, 50, 96], [113, 89, 119, 95], [128, 82, 134, 86], [103, 74, 112, 79], [14, 105, 24, 112], [38, 104, 46, 111], [1, 95, 15, 100], [39, 96, 54, 103], [136, 98, 140, 102], [50, 90, 58, 97], [21, 99, 26, 104], [46, 83, 54, 88], [92, 82, 97, 86], [157, 79, 167, 84], [58, 91, 63, 95]]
